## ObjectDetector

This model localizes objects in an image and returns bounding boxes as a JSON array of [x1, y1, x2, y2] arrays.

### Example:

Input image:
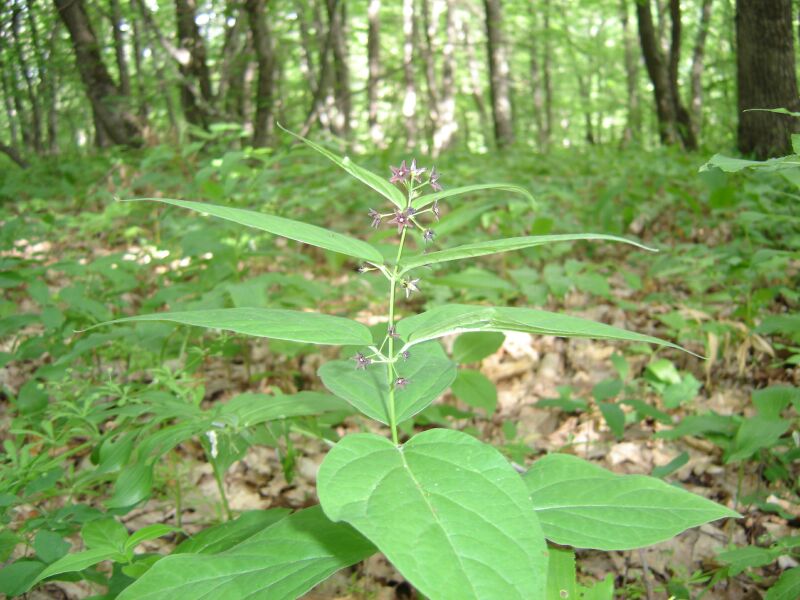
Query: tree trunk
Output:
[[326, 0, 350, 137], [244, 0, 274, 147], [0, 55, 20, 149], [129, 0, 148, 119], [110, 0, 131, 97], [484, 0, 514, 147], [367, 0, 382, 145], [736, 0, 799, 158], [420, 0, 440, 139], [0, 142, 29, 168], [401, 0, 417, 149], [528, 2, 545, 149], [432, 0, 457, 155], [175, 0, 213, 128], [12, 2, 43, 152], [25, 0, 56, 152], [543, 0, 553, 144], [620, 0, 641, 145], [54, 0, 140, 146], [461, 16, 490, 147], [689, 0, 712, 139]]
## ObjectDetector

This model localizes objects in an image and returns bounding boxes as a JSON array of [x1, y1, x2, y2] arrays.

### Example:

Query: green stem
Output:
[[386, 216, 410, 445], [211, 457, 233, 521]]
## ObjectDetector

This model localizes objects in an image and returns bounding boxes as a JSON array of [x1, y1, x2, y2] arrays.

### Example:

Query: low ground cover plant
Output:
[[7, 130, 743, 599]]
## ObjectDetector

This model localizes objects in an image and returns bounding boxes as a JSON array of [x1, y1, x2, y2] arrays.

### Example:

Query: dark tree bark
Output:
[[0, 142, 29, 168], [737, 0, 799, 158], [326, 0, 350, 136], [484, 0, 514, 147], [244, 0, 274, 147], [12, 2, 43, 152], [129, 0, 148, 118], [110, 0, 131, 97], [175, 0, 213, 128], [620, 0, 641, 145], [401, 0, 417, 149], [367, 0, 382, 145], [689, 0, 712, 139], [53, 0, 140, 146], [635, 0, 695, 149]]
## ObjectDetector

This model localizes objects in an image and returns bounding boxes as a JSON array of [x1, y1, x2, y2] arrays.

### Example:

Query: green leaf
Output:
[[545, 548, 614, 600], [82, 517, 128, 552], [717, 545, 778, 576], [317, 429, 548, 599], [127, 198, 383, 263], [279, 124, 406, 209], [400, 234, 655, 273], [318, 341, 456, 424], [766, 567, 800, 600], [33, 531, 71, 564], [451, 369, 497, 414], [397, 304, 695, 357], [451, 331, 505, 364], [106, 461, 153, 509], [524, 453, 739, 550], [725, 417, 791, 463], [173, 509, 290, 555], [124, 525, 181, 554], [216, 392, 352, 427], [32, 548, 119, 586], [598, 402, 625, 439], [116, 506, 374, 600], [411, 183, 535, 211], [89, 308, 373, 346], [753, 386, 800, 418], [1, 560, 46, 596], [651, 452, 689, 479]]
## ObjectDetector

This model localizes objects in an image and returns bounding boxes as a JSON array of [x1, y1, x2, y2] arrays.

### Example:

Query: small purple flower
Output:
[[353, 352, 371, 370], [409, 159, 426, 182], [432, 200, 440, 221], [389, 209, 413, 234], [429, 167, 442, 192], [368, 208, 382, 228], [395, 377, 410, 390], [387, 325, 398, 338], [423, 229, 435, 243], [389, 160, 410, 183], [401, 277, 421, 299], [401, 350, 410, 360]]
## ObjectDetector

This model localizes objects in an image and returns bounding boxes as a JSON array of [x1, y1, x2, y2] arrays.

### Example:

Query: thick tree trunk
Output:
[[689, 0, 712, 139], [175, 0, 213, 128], [0, 142, 29, 168], [484, 0, 514, 147], [0, 57, 20, 149], [620, 0, 641, 145], [432, 0, 457, 155], [636, 0, 695, 149], [244, 0, 274, 147], [401, 0, 417, 149], [54, 0, 140, 146], [367, 0, 382, 145], [737, 0, 799, 158]]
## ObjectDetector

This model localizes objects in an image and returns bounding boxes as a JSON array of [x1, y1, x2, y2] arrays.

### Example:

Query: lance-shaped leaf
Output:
[[89, 307, 373, 346], [411, 183, 535, 211], [317, 429, 549, 600], [524, 454, 739, 550], [127, 198, 383, 263], [279, 124, 406, 209], [318, 341, 456, 424], [396, 304, 696, 357], [399, 234, 656, 273], [116, 506, 375, 600]]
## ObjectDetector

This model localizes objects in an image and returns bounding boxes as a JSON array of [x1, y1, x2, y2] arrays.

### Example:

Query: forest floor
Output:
[[2, 143, 798, 599]]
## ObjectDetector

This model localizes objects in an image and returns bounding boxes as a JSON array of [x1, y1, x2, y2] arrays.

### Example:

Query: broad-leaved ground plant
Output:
[[35, 129, 739, 599]]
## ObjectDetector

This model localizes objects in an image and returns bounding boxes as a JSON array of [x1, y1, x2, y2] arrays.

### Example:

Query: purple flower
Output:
[[368, 208, 382, 228], [409, 159, 426, 182], [389, 209, 413, 234], [395, 377, 410, 390], [353, 352, 371, 370], [401, 350, 410, 361], [387, 325, 398, 338], [423, 229, 435, 243], [390, 160, 410, 183], [432, 200, 440, 221], [429, 167, 442, 191], [401, 277, 420, 299]]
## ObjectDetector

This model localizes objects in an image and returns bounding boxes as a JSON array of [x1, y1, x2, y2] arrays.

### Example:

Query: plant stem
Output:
[[386, 217, 410, 446], [211, 458, 233, 521]]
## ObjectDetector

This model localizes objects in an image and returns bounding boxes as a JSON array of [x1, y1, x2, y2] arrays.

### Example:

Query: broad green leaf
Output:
[[124, 524, 181, 553], [598, 402, 625, 439], [397, 304, 695, 357], [545, 548, 614, 600], [766, 567, 800, 600], [127, 198, 383, 263], [173, 509, 290, 555], [1, 561, 46, 596], [32, 548, 120, 586], [400, 234, 655, 273], [82, 517, 128, 552], [90, 308, 373, 346], [33, 531, 70, 564], [717, 545, 778, 576], [451, 369, 497, 414], [452, 331, 505, 364], [725, 417, 791, 463], [524, 453, 739, 550], [318, 341, 456, 424], [106, 461, 153, 509], [317, 429, 548, 599], [753, 385, 800, 418], [411, 183, 535, 210], [216, 392, 352, 427], [279, 124, 406, 209], [116, 506, 374, 600]]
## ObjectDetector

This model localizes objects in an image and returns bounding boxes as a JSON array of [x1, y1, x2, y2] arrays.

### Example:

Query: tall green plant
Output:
[[62, 130, 737, 599]]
